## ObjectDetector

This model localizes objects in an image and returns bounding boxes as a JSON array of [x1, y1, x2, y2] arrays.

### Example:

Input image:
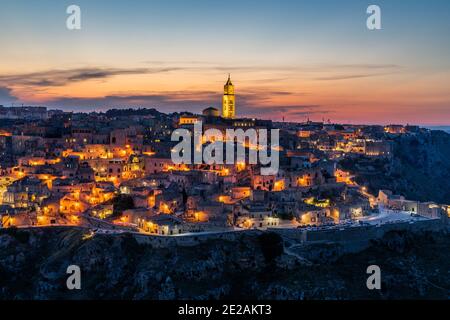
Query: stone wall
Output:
[[133, 229, 262, 248], [132, 218, 446, 250], [270, 219, 446, 252]]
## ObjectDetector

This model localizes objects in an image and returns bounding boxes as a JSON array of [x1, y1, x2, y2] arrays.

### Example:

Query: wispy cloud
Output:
[[321, 64, 401, 70], [0, 63, 403, 90], [315, 72, 397, 81], [143, 61, 402, 73], [0, 67, 180, 87]]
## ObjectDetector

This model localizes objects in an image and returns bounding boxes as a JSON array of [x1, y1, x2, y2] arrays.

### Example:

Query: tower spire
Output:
[[225, 74, 232, 86], [222, 74, 235, 119]]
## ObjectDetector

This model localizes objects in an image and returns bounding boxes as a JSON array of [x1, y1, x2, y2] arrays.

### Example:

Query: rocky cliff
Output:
[[0, 227, 448, 300]]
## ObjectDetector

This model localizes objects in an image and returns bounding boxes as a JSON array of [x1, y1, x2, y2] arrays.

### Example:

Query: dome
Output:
[[202, 107, 220, 117]]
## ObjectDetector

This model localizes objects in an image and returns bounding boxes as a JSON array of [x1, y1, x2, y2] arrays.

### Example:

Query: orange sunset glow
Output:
[[0, 0, 449, 125]]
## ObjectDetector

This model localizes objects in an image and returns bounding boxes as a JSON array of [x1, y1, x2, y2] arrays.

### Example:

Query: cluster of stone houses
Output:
[[0, 107, 447, 233], [377, 190, 448, 222]]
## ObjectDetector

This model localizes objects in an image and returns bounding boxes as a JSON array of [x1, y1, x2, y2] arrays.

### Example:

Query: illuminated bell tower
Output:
[[222, 74, 235, 119]]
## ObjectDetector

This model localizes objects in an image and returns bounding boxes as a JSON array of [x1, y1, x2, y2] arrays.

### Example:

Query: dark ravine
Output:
[[0, 227, 449, 300]]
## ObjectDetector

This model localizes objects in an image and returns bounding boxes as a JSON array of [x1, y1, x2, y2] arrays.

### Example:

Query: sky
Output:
[[0, 0, 449, 125]]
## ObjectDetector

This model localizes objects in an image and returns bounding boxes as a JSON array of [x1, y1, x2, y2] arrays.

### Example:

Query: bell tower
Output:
[[222, 74, 235, 119]]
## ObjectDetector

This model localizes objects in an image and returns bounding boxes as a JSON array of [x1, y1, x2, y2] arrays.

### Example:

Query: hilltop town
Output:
[[0, 77, 449, 239]]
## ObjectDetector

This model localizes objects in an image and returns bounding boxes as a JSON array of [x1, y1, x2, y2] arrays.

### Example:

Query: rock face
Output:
[[0, 227, 449, 300], [341, 130, 450, 204]]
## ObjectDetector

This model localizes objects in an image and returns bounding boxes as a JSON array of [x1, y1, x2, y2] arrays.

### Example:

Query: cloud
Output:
[[39, 87, 301, 109], [315, 72, 396, 81], [28, 88, 327, 121], [240, 104, 328, 117], [0, 63, 403, 91], [0, 86, 18, 105], [143, 61, 402, 73], [0, 67, 180, 87], [1, 62, 397, 119], [40, 91, 219, 113], [321, 64, 401, 70]]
